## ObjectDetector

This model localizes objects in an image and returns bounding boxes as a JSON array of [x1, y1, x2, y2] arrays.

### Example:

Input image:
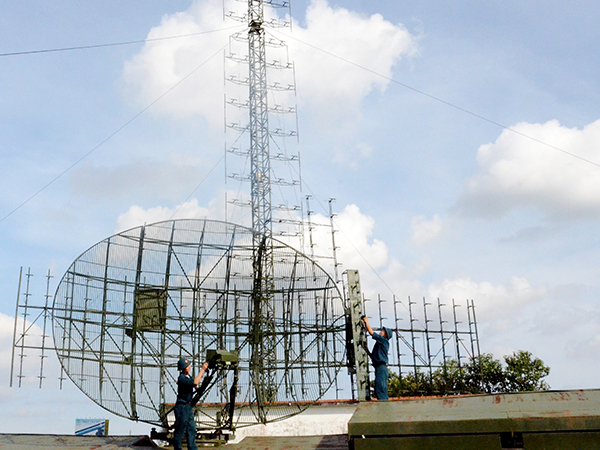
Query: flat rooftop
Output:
[[348, 389, 600, 449], [0, 434, 156, 450]]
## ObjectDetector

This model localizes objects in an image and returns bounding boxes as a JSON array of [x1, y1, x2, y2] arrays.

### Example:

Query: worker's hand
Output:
[[361, 315, 374, 336]]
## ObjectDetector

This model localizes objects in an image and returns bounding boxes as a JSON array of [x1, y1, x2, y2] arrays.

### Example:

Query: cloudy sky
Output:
[[3, 0, 600, 435]]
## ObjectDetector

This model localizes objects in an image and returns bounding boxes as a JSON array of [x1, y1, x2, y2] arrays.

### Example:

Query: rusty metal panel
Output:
[[352, 434, 501, 450], [348, 389, 600, 437], [524, 431, 600, 449], [227, 435, 348, 450], [0, 435, 156, 450]]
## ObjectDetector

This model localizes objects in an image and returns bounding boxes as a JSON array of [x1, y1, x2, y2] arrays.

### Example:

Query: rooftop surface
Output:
[[226, 435, 348, 450], [349, 389, 600, 436], [0, 434, 157, 450]]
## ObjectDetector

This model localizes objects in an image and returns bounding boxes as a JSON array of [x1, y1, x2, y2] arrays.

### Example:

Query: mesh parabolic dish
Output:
[[52, 219, 346, 428]]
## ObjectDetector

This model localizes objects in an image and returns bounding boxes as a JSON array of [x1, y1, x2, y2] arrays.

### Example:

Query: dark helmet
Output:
[[177, 358, 191, 371], [383, 327, 393, 340]]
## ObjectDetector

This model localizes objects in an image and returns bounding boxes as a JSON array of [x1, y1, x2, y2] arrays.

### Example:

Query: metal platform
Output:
[[348, 389, 600, 449]]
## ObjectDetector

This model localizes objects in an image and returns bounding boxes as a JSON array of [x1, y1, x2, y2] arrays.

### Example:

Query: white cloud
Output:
[[121, 0, 416, 129], [329, 204, 389, 272], [427, 275, 546, 330], [411, 214, 443, 245], [274, 203, 390, 284], [122, 0, 234, 126], [0, 312, 48, 391], [116, 198, 211, 232], [288, 0, 416, 120], [115, 192, 254, 233], [458, 119, 600, 219]]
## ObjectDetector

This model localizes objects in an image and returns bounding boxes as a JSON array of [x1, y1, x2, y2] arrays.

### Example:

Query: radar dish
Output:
[[52, 219, 346, 429]]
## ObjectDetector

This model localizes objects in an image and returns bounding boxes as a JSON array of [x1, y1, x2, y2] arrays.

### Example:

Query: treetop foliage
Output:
[[387, 350, 550, 397]]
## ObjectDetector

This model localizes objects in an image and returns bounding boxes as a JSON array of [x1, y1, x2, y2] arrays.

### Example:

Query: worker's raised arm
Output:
[[194, 361, 209, 386], [361, 315, 374, 336]]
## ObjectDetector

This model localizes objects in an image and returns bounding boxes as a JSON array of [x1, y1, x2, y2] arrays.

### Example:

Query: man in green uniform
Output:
[[362, 315, 392, 400], [174, 358, 209, 450]]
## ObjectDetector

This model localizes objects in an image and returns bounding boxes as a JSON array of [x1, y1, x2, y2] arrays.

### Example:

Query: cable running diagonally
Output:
[[0, 43, 229, 224], [269, 29, 600, 169], [0, 26, 243, 57]]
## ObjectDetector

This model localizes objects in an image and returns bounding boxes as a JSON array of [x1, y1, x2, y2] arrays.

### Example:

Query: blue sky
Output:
[[2, 0, 600, 435]]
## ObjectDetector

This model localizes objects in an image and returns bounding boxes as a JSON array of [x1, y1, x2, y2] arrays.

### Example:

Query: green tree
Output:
[[431, 359, 467, 394], [503, 350, 550, 392], [388, 350, 550, 397], [464, 353, 506, 394], [388, 370, 433, 397]]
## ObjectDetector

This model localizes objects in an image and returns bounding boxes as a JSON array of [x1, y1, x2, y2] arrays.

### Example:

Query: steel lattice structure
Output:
[[247, 0, 279, 424], [8, 0, 486, 436], [51, 219, 346, 429]]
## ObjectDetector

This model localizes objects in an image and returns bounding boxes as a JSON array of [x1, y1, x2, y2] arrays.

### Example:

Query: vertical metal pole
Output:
[[120, 277, 128, 392], [328, 284, 341, 400], [10, 267, 24, 388], [61, 266, 76, 391], [179, 283, 184, 358], [408, 296, 418, 375], [234, 289, 240, 350], [467, 300, 475, 359], [79, 277, 90, 385], [59, 270, 74, 390], [220, 236, 235, 350], [393, 295, 402, 376], [283, 253, 296, 398], [99, 239, 112, 402], [437, 298, 447, 378], [193, 222, 207, 366], [306, 196, 315, 261], [377, 294, 386, 327], [471, 299, 481, 358], [316, 290, 323, 395], [160, 223, 176, 416], [17, 268, 33, 387], [423, 297, 432, 380], [452, 299, 462, 368], [201, 293, 206, 359], [283, 284, 290, 397], [130, 225, 145, 420], [329, 199, 340, 285], [466, 299, 481, 391], [345, 270, 370, 401], [38, 269, 53, 388], [298, 285, 305, 395]]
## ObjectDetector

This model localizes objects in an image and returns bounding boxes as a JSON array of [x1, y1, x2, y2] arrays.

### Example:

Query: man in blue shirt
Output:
[[174, 358, 209, 450], [362, 315, 392, 400]]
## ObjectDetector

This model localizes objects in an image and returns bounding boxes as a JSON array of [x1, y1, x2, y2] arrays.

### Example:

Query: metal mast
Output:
[[248, 0, 272, 239], [247, 0, 277, 423]]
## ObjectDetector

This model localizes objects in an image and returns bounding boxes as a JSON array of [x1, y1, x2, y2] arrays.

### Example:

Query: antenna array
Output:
[[10, 0, 483, 436]]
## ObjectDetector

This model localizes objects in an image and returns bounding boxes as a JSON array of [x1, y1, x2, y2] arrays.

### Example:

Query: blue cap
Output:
[[383, 327, 393, 340], [177, 358, 191, 371]]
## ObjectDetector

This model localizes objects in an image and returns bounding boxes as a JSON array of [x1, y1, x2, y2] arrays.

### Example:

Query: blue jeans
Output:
[[374, 364, 389, 400], [173, 403, 198, 450]]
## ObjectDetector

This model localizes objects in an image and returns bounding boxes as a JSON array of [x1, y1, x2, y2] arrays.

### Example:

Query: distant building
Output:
[[75, 419, 109, 436]]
